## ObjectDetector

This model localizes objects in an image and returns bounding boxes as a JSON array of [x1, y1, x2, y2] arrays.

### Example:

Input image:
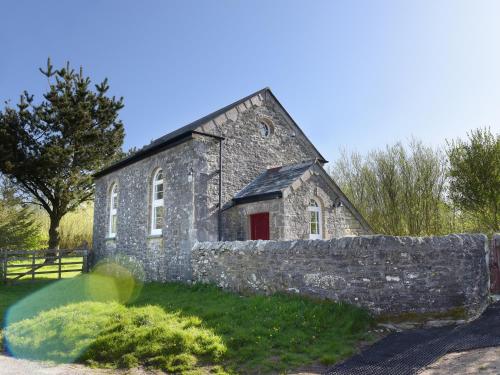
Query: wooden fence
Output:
[[1, 248, 89, 284]]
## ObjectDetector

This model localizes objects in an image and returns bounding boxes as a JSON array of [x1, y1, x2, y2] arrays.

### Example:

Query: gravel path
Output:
[[0, 355, 328, 375], [0, 355, 156, 375], [419, 347, 500, 374], [3, 348, 500, 375]]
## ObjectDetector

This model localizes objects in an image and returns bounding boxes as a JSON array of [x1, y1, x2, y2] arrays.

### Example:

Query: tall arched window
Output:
[[308, 199, 322, 240], [109, 184, 118, 238], [151, 169, 164, 235]]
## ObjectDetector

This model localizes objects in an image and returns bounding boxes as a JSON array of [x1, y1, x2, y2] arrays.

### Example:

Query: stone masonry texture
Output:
[[93, 90, 369, 281], [282, 166, 366, 239], [192, 234, 490, 316], [93, 140, 199, 281]]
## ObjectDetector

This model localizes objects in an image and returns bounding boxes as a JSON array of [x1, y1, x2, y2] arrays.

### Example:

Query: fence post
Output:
[[58, 250, 62, 279], [1, 250, 6, 285], [83, 248, 88, 273], [31, 251, 36, 282], [81, 241, 90, 273]]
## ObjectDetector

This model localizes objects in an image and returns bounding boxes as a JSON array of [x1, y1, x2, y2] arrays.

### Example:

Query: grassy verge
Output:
[[0, 277, 374, 373]]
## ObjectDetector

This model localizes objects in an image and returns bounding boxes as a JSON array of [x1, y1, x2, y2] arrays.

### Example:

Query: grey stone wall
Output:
[[192, 234, 490, 316], [223, 199, 284, 241], [282, 165, 366, 239], [93, 140, 207, 281]]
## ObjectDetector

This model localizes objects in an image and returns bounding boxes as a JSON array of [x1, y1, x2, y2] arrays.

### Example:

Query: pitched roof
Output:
[[233, 160, 316, 204], [94, 87, 326, 178]]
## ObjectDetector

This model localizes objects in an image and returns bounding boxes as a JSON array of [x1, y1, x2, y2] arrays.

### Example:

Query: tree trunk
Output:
[[45, 215, 62, 263]]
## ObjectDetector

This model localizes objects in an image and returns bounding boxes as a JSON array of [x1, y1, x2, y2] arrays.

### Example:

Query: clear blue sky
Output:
[[2, 0, 499, 162]]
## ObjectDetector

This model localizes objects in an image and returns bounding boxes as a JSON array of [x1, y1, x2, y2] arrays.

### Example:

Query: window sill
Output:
[[147, 234, 163, 239]]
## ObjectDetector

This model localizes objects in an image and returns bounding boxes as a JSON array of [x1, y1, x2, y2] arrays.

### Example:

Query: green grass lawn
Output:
[[0, 281, 53, 328], [0, 276, 374, 374]]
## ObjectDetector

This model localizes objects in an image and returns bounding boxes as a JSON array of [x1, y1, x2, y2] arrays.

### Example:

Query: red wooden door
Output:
[[250, 212, 270, 240]]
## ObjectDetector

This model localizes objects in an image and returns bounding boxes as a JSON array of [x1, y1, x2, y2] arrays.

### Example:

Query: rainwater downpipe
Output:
[[217, 138, 222, 241]]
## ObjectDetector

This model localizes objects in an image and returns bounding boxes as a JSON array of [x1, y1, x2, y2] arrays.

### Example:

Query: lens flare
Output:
[[3, 256, 144, 363]]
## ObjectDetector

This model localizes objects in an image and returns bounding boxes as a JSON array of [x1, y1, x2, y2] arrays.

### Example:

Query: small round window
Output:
[[258, 122, 270, 137]]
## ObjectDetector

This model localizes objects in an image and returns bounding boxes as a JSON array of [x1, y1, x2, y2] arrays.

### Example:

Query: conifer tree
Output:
[[0, 59, 124, 256], [0, 177, 43, 250]]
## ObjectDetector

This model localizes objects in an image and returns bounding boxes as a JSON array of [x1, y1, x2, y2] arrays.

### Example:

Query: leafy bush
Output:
[[5, 301, 226, 373]]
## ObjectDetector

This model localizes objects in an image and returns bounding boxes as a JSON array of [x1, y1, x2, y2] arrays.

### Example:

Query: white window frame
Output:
[[308, 199, 322, 240], [151, 169, 164, 235], [109, 184, 118, 238]]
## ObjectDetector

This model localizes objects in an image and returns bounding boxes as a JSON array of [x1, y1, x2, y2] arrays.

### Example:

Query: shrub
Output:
[[5, 301, 226, 372]]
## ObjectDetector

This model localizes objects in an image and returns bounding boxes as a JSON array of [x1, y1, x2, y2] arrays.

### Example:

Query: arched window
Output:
[[308, 199, 322, 240], [151, 169, 164, 235], [257, 118, 274, 138], [258, 121, 270, 137], [109, 184, 118, 238]]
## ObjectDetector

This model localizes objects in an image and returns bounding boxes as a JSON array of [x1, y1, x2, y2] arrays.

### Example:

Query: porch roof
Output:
[[232, 160, 317, 205]]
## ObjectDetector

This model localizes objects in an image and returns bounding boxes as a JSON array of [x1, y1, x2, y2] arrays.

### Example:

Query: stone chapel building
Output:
[[92, 88, 372, 281]]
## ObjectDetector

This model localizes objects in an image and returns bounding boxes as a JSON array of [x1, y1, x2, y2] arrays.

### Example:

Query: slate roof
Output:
[[233, 160, 317, 204], [94, 87, 327, 178]]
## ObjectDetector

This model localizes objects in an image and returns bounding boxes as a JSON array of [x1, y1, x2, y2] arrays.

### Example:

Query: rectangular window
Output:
[[155, 184, 163, 200], [109, 184, 118, 238], [310, 211, 319, 235], [111, 213, 117, 234]]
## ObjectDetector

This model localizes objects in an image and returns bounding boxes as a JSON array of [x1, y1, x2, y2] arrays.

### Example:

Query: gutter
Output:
[[93, 130, 224, 178], [232, 191, 283, 205]]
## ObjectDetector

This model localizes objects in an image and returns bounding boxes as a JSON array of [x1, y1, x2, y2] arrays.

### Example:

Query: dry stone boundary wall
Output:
[[192, 234, 490, 316]]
